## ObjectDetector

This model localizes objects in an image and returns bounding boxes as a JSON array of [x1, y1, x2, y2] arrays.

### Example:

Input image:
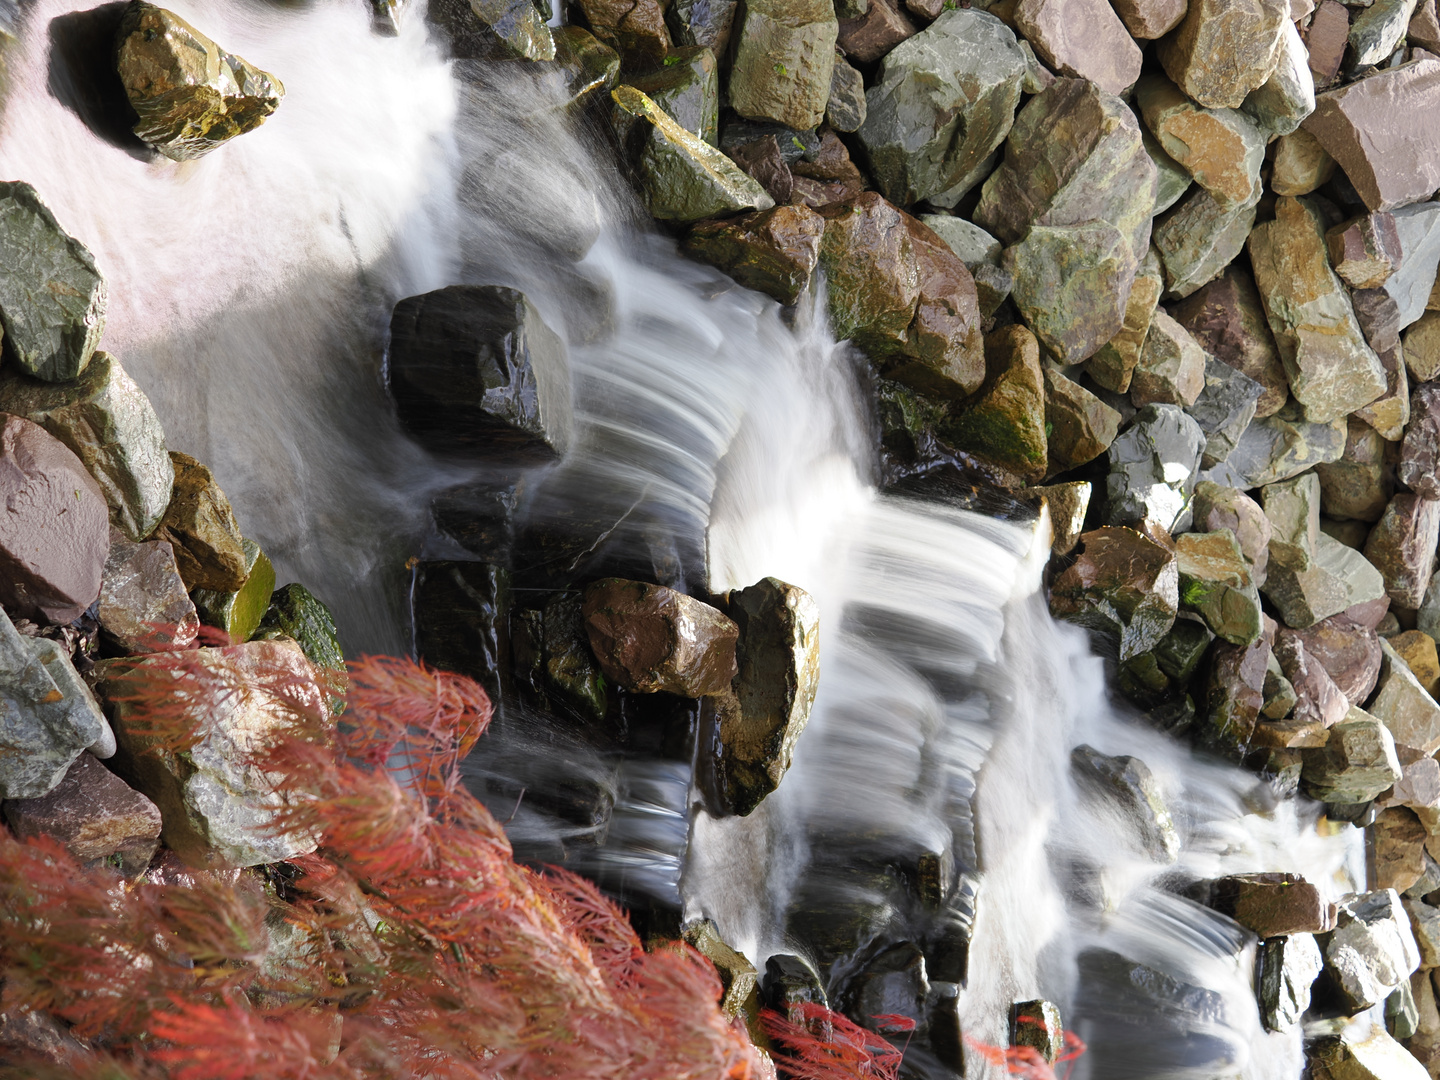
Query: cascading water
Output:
[[0, 3, 1362, 1076]]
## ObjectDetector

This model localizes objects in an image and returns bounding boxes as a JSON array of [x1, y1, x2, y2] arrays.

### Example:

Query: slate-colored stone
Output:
[[1156, 0, 1290, 109], [684, 204, 824, 305], [511, 591, 607, 726], [99, 535, 199, 654], [1262, 470, 1321, 573], [1384, 202, 1440, 331], [191, 537, 275, 645], [1013, 0, 1142, 95], [1258, 932, 1323, 1032], [1370, 638, 1440, 753], [1136, 75, 1267, 212], [0, 182, 106, 384], [942, 325, 1047, 482], [1130, 310, 1207, 409], [1169, 265, 1287, 419], [1049, 526, 1179, 661], [1202, 400, 1347, 491], [552, 26, 621, 104], [1263, 530, 1386, 628], [1322, 889, 1421, 1013], [826, 52, 866, 132], [582, 578, 738, 696], [1043, 366, 1122, 474], [1401, 384, 1440, 501], [666, 0, 737, 53], [1186, 356, 1265, 468], [729, 0, 837, 131], [152, 451, 247, 594], [1302, 707, 1403, 804], [836, 0, 916, 63], [1349, 0, 1422, 70], [115, 2, 285, 161], [1365, 494, 1440, 610], [1152, 186, 1259, 300], [625, 46, 719, 144], [1071, 744, 1180, 861], [1104, 403, 1206, 532], [1143, 130, 1193, 215]]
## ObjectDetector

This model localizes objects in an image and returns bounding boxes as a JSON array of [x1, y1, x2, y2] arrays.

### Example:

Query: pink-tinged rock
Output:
[[1015, 0, 1143, 95], [1209, 872, 1334, 936], [1169, 265, 1288, 418], [1049, 527, 1179, 661], [1339, 595, 1391, 630], [1399, 383, 1440, 500], [1364, 494, 1440, 609], [1292, 612, 1383, 705], [98, 533, 200, 654], [1315, 418, 1394, 524], [582, 578, 739, 695], [1192, 481, 1273, 583], [1305, 0, 1350, 86], [1327, 212, 1403, 290], [1202, 635, 1270, 755], [1275, 629, 1351, 730], [1110, 0, 1186, 39], [1301, 58, 1440, 212], [1413, 0, 1440, 53], [837, 0, 916, 62], [0, 413, 110, 625]]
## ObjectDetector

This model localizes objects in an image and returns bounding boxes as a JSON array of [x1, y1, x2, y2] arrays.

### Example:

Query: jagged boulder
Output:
[[582, 578, 738, 696], [1049, 527, 1178, 661]]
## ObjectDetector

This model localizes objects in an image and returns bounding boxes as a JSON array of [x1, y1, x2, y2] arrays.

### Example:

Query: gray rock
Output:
[[1301, 707, 1402, 804], [836, 941, 929, 1036], [0, 181, 106, 383], [1322, 888, 1421, 1012], [99, 535, 200, 654], [1240, 19, 1315, 138], [1176, 529, 1263, 645], [729, 0, 838, 130], [624, 46, 719, 144], [1262, 531, 1386, 628], [1104, 403, 1206, 532], [1143, 129, 1192, 215], [1071, 744, 1180, 861], [666, 0, 738, 51], [1152, 186, 1258, 299], [0, 353, 171, 541], [1130, 309, 1206, 408], [1369, 638, 1440, 753], [1384, 202, 1440, 330], [1349, 0, 1421, 68], [1258, 933, 1323, 1032], [826, 52, 867, 132], [1200, 400, 1346, 490], [855, 9, 1026, 206], [919, 215, 1001, 266], [0, 608, 114, 800], [1261, 471, 1321, 573], [1185, 356, 1264, 467]]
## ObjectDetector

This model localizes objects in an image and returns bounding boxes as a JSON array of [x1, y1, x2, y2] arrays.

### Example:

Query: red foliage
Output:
[[965, 1030, 1087, 1080], [761, 1002, 907, 1080]]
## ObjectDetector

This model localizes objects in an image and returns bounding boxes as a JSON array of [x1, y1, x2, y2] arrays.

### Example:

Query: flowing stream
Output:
[[0, 2, 1362, 1075]]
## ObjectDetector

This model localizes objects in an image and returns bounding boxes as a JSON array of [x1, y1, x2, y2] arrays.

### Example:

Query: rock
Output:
[[191, 538, 275, 645], [1404, 313, 1440, 383], [1272, 128, 1338, 197], [726, 135, 794, 204], [684, 204, 824, 305], [728, 0, 837, 130], [1415, 0, 1440, 51], [388, 285, 573, 463], [1186, 357, 1265, 468], [1144, 130, 1193, 216], [1370, 638, 1440, 753], [572, 0, 671, 68], [1365, 495, 1440, 609], [682, 920, 759, 1016], [1241, 19, 1316, 138], [1402, 385, 1440, 500], [1176, 530, 1262, 644], [253, 583, 344, 674], [1012, 0, 1141, 95], [1201, 400, 1346, 491], [1169, 266, 1288, 419], [1136, 75, 1266, 212], [0, 182, 106, 384], [152, 451, 247, 593], [1305, 0, 1350, 87], [1049, 526, 1179, 661], [99, 535, 199, 654], [789, 130, 868, 209], [1152, 186, 1259, 300], [1192, 481, 1272, 581], [975, 78, 1157, 362], [1351, 332, 1410, 445], [1247, 196, 1388, 423], [1088, 249, 1163, 394], [1302, 707, 1403, 804], [1262, 471, 1321, 573], [625, 46, 718, 144], [582, 578, 738, 696], [412, 562, 512, 714], [763, 952, 828, 1021], [1210, 871, 1333, 935], [1202, 634, 1269, 754], [666, 0, 737, 53], [1275, 628, 1350, 730], [1071, 744, 1180, 861], [1011, 1000, 1064, 1063], [1258, 933, 1323, 1031], [1327, 213, 1403, 291], [1110, 0, 1185, 38], [920, 216, 1001, 267], [552, 26, 621, 104], [818, 193, 984, 400], [1312, 1024, 1431, 1080], [1262, 531, 1386, 628], [98, 639, 329, 869], [836, 0, 917, 64], [1104, 403, 1206, 532], [942, 325, 1047, 482], [115, 2, 285, 161], [1302, 59, 1440, 212], [1021, 481, 1091, 554], [836, 941, 929, 1035], [1384, 202, 1440, 330], [1390, 630, 1440, 698], [1375, 807, 1429, 893], [1348, 0, 1421, 69], [1404, 898, 1440, 966], [0, 609, 114, 800], [826, 52, 866, 132], [1, 752, 160, 877], [1015, 38, 1054, 95], [855, 9, 1026, 206], [1156, 0, 1290, 109], [1315, 419, 1393, 523], [1130, 310, 1207, 408], [1291, 612, 1383, 705], [0, 353, 171, 541], [1322, 889, 1421, 1012], [1043, 366, 1122, 473]]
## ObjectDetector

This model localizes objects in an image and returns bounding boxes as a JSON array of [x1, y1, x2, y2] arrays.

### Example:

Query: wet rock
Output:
[[1302, 58, 1440, 212], [1210, 871, 1333, 936], [1170, 266, 1287, 419], [1110, 0, 1185, 38], [472, 0, 556, 60], [98, 639, 329, 869], [1312, 1024, 1430, 1080], [1370, 638, 1440, 753], [683, 920, 758, 1017], [582, 578, 737, 696], [512, 592, 608, 726], [1176, 530, 1262, 645], [1136, 75, 1266, 212], [1152, 187, 1259, 300], [1241, 19, 1316, 139], [1327, 213, 1403, 291], [572, 0, 671, 68], [763, 952, 828, 1020], [1404, 313, 1440, 383], [921, 215, 1001, 267], [826, 52, 866, 132], [115, 2, 285, 161], [1258, 932, 1323, 1031], [1022, 481, 1091, 554], [1365, 495, 1440, 610], [0, 414, 109, 625], [1315, 419, 1393, 524], [836, 0, 916, 63], [1390, 630, 1440, 698], [1049, 526, 1178, 661], [1044, 367, 1122, 474], [552, 26, 621, 103], [1156, 0, 1290, 109], [1, 752, 160, 877], [1349, 0, 1422, 69], [1130, 310, 1207, 409], [152, 451, 246, 593], [942, 324, 1047, 482], [1262, 651, 1298, 719], [729, 0, 837, 130], [1272, 128, 1338, 196], [1401, 385, 1440, 501], [684, 204, 824, 305], [789, 129, 868, 209], [1088, 249, 1162, 395], [666, 0, 737, 53], [1375, 807, 1429, 893], [1186, 357, 1264, 468], [1385, 202, 1440, 332], [1071, 744, 1180, 861], [0, 608, 114, 799], [1201, 400, 1346, 491], [1323, 889, 1421, 1012], [1104, 403, 1206, 532], [1012, 0, 1141, 95], [1192, 481, 1272, 581], [0, 182, 106, 384], [817, 193, 984, 400], [836, 941, 929, 1035], [1262, 471, 1320, 573], [190, 538, 274, 645], [413, 561, 512, 713], [726, 135, 793, 204], [855, 9, 1026, 206], [388, 285, 573, 463], [1263, 531, 1386, 628], [1011, 999, 1064, 1063], [625, 46, 718, 144], [1305, 0, 1350, 87], [1291, 613, 1383, 705], [1201, 634, 1268, 755], [975, 78, 1157, 363], [253, 583, 343, 676], [1301, 707, 1402, 804], [1275, 629, 1350, 730], [98, 535, 199, 654], [1247, 196, 1387, 423]]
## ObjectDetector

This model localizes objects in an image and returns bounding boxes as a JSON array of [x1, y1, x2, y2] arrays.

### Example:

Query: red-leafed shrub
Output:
[[966, 1029, 1087, 1080], [760, 1002, 908, 1080]]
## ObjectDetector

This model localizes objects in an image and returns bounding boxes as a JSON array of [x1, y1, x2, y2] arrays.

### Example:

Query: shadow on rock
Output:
[[47, 3, 153, 160]]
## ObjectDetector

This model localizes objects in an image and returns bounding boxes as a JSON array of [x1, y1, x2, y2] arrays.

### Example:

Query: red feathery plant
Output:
[[760, 1002, 910, 1080], [965, 1029, 1088, 1080]]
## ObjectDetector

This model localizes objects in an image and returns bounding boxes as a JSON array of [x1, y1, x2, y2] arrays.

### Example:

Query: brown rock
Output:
[[1043, 366, 1122, 473], [1202, 635, 1270, 754], [1351, 337, 1410, 444], [1304, 0, 1349, 86], [1049, 526, 1179, 661], [1157, 0, 1290, 109], [1374, 807, 1430, 893], [1301, 57, 1440, 212], [1400, 384, 1440, 500], [0, 414, 109, 625], [1169, 265, 1288, 419], [1315, 418, 1394, 523], [1022, 481, 1092, 554], [1110, 0, 1186, 38], [1275, 629, 1351, 730], [1013, 0, 1142, 95], [582, 578, 739, 695], [1413, 0, 1440, 53], [1, 752, 161, 877], [837, 0, 916, 63], [1272, 128, 1339, 196], [153, 451, 248, 593], [943, 325, 1048, 482], [98, 534, 201, 654], [727, 137, 794, 204], [1209, 872, 1333, 936], [1292, 612, 1384, 705], [1135, 75, 1267, 212], [573, 0, 672, 69], [1371, 637, 1440, 753], [1404, 312, 1440, 384], [1088, 250, 1163, 394], [684, 204, 824, 305], [1327, 213, 1403, 290], [1192, 481, 1273, 582], [1366, 494, 1440, 610], [1130, 309, 1208, 408], [1390, 630, 1440, 698]]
